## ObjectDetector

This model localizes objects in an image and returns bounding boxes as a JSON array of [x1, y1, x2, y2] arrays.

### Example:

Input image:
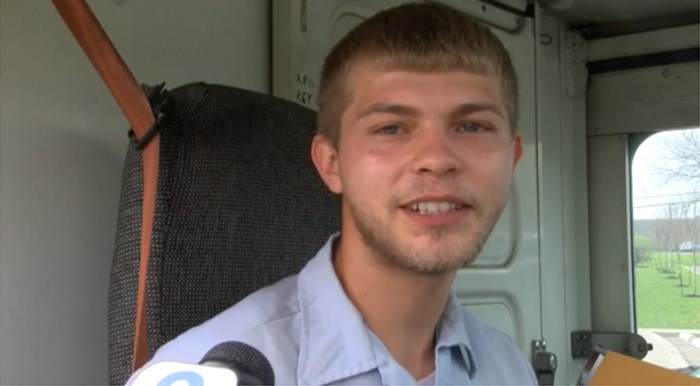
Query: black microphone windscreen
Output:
[[199, 341, 274, 385]]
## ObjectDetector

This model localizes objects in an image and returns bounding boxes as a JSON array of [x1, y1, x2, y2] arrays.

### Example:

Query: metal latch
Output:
[[532, 340, 557, 385], [571, 331, 653, 360]]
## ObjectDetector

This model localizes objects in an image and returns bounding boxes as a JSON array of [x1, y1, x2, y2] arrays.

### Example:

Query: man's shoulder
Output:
[[152, 274, 303, 364]]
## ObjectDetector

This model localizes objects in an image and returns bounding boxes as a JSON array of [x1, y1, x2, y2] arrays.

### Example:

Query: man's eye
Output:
[[457, 122, 485, 133], [377, 125, 401, 135]]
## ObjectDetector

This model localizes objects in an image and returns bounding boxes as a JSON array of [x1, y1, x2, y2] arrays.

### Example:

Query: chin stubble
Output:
[[348, 195, 507, 275]]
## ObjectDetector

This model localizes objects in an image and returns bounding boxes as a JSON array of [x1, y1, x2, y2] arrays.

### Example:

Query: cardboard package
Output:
[[577, 347, 698, 385]]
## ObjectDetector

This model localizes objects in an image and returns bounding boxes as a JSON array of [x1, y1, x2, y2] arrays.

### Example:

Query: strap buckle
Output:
[[129, 82, 171, 150]]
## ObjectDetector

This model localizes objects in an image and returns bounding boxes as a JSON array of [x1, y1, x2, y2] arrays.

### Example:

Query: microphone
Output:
[[199, 341, 275, 385], [131, 341, 275, 385]]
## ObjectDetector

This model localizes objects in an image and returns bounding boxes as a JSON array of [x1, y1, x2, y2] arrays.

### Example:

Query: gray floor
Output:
[[656, 331, 700, 367]]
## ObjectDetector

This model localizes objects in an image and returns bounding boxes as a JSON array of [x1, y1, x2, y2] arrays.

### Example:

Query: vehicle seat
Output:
[[107, 82, 340, 385]]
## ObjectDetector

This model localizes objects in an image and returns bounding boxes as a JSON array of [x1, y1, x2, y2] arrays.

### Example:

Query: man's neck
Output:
[[332, 235, 456, 381]]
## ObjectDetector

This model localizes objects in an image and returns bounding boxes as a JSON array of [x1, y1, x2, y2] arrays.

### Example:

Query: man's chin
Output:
[[408, 226, 466, 242], [407, 239, 471, 258], [406, 234, 483, 262]]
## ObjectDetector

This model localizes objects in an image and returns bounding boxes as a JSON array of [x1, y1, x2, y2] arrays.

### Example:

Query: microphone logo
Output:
[[131, 341, 273, 385], [132, 362, 238, 386], [157, 371, 204, 386]]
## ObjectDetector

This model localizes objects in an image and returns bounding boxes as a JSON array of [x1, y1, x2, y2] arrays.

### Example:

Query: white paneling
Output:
[[541, 0, 699, 25], [588, 24, 700, 62], [587, 135, 636, 332], [588, 63, 700, 135], [464, 302, 517, 338], [538, 15, 593, 384]]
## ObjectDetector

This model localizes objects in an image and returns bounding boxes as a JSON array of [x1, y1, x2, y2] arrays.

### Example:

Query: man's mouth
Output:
[[399, 196, 470, 227], [407, 201, 464, 214], [401, 195, 470, 214]]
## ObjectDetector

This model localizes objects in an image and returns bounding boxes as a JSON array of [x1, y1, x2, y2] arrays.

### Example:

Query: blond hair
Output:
[[316, 1, 519, 146]]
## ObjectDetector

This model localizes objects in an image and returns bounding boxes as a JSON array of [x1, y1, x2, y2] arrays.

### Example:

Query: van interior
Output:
[[0, 0, 699, 384]]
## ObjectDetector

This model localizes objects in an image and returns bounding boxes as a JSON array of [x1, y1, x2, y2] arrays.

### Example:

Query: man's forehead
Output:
[[345, 63, 505, 112], [346, 58, 501, 92]]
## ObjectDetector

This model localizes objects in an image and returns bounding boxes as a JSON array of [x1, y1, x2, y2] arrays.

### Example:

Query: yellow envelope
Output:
[[590, 350, 698, 385]]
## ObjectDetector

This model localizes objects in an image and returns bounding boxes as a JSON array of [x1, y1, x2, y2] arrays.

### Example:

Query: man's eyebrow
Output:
[[356, 103, 421, 120], [450, 103, 506, 121], [355, 102, 507, 121]]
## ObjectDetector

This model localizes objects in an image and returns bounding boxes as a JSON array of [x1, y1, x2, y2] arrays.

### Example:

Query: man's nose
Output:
[[410, 129, 461, 176]]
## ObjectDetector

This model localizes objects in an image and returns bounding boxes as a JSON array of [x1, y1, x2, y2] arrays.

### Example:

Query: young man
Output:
[[129, 2, 537, 385]]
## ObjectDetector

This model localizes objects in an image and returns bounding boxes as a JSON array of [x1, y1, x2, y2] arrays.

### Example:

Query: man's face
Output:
[[313, 61, 522, 274]]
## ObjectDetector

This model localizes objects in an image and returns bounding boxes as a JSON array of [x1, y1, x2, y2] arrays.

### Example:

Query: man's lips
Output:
[[400, 206, 468, 227], [400, 195, 470, 210], [397, 195, 472, 227]]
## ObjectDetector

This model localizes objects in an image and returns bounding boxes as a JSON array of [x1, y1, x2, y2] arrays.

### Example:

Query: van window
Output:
[[632, 128, 700, 370]]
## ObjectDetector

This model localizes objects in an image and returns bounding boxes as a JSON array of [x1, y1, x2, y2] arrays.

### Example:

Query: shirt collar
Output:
[[296, 233, 477, 384], [437, 292, 478, 378], [297, 234, 377, 385]]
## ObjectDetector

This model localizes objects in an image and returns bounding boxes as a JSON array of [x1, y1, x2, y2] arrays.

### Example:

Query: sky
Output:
[[632, 128, 699, 220]]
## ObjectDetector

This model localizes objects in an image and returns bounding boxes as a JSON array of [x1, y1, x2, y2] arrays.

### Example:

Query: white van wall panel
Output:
[[587, 63, 700, 135], [587, 135, 636, 333], [560, 33, 595, 386], [273, 0, 544, 357], [587, 24, 700, 62], [538, 15, 593, 384], [0, 1, 269, 384]]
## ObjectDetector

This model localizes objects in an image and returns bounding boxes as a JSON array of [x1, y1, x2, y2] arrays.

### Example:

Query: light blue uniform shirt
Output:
[[128, 234, 538, 385]]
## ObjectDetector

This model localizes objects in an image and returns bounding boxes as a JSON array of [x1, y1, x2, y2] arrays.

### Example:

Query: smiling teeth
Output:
[[410, 201, 461, 214]]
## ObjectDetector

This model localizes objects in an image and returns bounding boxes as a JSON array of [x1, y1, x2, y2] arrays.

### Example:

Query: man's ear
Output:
[[311, 134, 343, 194], [512, 132, 523, 170]]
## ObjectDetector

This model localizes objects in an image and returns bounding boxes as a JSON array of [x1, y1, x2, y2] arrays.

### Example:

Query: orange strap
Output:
[[51, 0, 157, 373]]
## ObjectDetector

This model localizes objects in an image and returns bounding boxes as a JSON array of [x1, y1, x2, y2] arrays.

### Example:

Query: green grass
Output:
[[648, 251, 699, 268], [634, 252, 700, 329]]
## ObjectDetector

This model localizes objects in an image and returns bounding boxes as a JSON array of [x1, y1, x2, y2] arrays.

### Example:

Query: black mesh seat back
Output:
[[108, 82, 340, 385], [109, 139, 144, 386]]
